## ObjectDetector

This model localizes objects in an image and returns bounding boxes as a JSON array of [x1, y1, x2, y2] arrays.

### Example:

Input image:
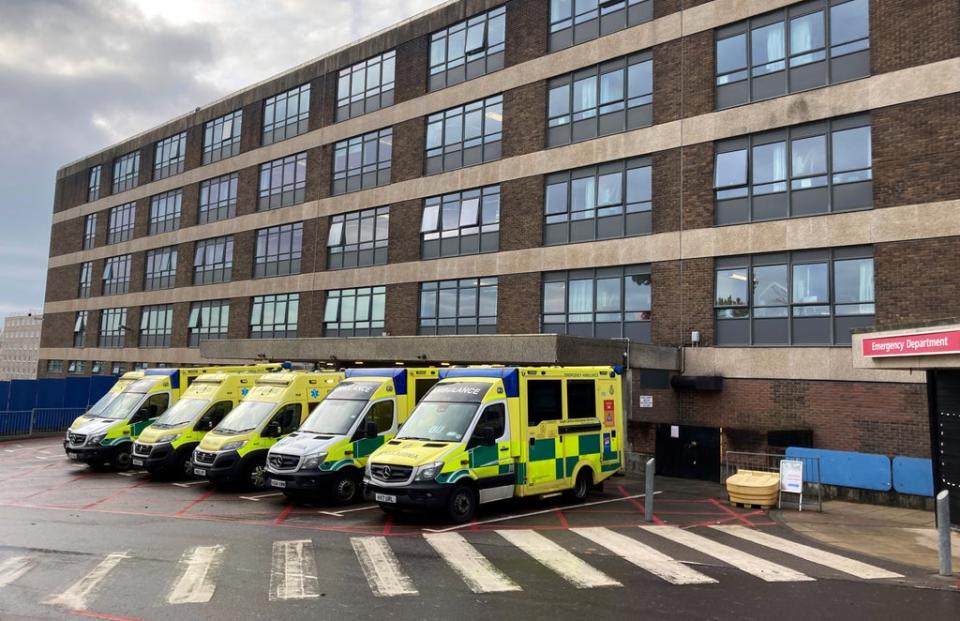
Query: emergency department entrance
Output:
[[927, 370, 960, 525]]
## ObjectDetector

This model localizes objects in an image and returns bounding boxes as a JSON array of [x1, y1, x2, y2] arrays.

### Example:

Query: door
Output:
[[524, 379, 565, 490], [655, 424, 721, 482], [132, 392, 170, 437], [467, 402, 514, 503], [353, 399, 395, 458], [929, 370, 960, 526]]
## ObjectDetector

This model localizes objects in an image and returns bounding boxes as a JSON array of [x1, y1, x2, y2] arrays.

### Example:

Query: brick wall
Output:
[[499, 176, 543, 251], [496, 272, 541, 334], [872, 0, 960, 74], [875, 236, 960, 327], [502, 81, 547, 159], [652, 148, 681, 234], [680, 30, 715, 118], [392, 117, 426, 183], [386, 200, 422, 264], [679, 142, 714, 230], [384, 282, 419, 336]]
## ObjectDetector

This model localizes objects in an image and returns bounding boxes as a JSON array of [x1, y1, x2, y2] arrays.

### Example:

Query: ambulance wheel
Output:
[[446, 484, 476, 524], [245, 455, 268, 490], [332, 470, 361, 506], [112, 445, 132, 471], [565, 469, 592, 503], [175, 450, 194, 479]]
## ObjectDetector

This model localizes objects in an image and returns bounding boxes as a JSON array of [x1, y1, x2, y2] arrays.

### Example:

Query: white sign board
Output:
[[779, 459, 804, 494], [670, 425, 679, 438], [639, 395, 653, 408]]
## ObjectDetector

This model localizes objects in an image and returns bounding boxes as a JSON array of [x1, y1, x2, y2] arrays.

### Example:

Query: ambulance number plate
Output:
[[68, 453, 79, 461], [270, 479, 286, 489], [375, 493, 396, 503], [193, 468, 207, 476]]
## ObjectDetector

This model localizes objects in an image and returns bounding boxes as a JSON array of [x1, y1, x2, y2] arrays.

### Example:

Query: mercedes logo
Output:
[[382, 465, 391, 479]]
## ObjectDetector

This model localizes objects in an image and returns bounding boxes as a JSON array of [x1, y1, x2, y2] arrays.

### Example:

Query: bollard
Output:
[[937, 490, 952, 577], [644, 457, 655, 523]]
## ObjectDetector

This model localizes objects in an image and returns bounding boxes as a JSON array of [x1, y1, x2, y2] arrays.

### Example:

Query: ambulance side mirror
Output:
[[133, 407, 151, 423], [364, 420, 378, 440], [265, 420, 282, 437], [196, 417, 215, 432]]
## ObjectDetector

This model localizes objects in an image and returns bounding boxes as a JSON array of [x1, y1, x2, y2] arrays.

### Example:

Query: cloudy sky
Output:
[[0, 0, 443, 319]]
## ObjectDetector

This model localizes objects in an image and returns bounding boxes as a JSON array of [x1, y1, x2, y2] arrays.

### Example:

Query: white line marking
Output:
[[640, 526, 814, 582], [424, 533, 522, 593], [172, 480, 207, 488], [351, 537, 418, 597], [0, 556, 35, 588], [34, 456, 48, 461], [496, 529, 621, 589], [167, 545, 226, 604], [317, 504, 379, 518], [240, 492, 284, 501], [422, 491, 662, 533], [269, 540, 319, 601], [710, 526, 903, 579], [116, 471, 145, 477], [572, 527, 717, 585], [45, 552, 130, 609]]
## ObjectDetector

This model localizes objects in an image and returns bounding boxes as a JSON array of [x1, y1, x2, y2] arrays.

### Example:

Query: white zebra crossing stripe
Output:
[[45, 552, 130, 609], [351, 537, 418, 597], [572, 527, 717, 585], [167, 545, 226, 604], [269, 540, 320, 601], [0, 556, 35, 588], [640, 526, 814, 583], [710, 526, 903, 580], [496, 529, 621, 589], [424, 533, 522, 593]]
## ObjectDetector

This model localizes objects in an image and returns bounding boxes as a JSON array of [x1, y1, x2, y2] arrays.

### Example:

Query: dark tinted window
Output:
[[566, 380, 596, 419], [527, 380, 562, 425]]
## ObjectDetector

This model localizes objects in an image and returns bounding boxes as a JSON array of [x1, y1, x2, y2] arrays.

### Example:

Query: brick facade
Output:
[[875, 236, 960, 328]]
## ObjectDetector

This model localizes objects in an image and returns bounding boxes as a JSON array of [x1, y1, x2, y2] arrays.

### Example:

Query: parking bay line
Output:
[[269, 540, 320, 601], [240, 492, 284, 502], [351, 536, 418, 597], [171, 480, 207, 488], [421, 491, 662, 533], [167, 545, 226, 604], [45, 552, 131, 609], [0, 556, 36, 588], [317, 504, 379, 518]]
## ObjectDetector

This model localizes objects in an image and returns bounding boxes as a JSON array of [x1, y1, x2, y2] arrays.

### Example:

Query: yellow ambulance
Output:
[[265, 368, 438, 504], [364, 366, 624, 523], [132, 371, 266, 478], [191, 371, 345, 489], [64, 365, 278, 470]]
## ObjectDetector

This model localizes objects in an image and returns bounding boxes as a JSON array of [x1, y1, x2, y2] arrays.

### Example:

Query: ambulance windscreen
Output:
[[396, 382, 491, 443], [421, 382, 490, 403], [325, 381, 380, 401]]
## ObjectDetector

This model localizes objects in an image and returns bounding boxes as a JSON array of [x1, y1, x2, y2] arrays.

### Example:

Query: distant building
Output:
[[0, 313, 43, 380]]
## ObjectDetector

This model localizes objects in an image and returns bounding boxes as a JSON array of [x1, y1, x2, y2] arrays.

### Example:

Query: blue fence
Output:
[[785, 447, 934, 497], [0, 377, 116, 438]]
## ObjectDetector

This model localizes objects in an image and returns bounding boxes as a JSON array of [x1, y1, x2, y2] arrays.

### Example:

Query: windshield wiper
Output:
[[397, 436, 434, 441]]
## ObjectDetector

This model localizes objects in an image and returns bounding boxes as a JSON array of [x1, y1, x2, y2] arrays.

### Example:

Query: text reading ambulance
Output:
[[64, 365, 275, 469], [131, 371, 269, 477], [364, 366, 624, 523], [265, 368, 438, 504], [191, 371, 345, 489]]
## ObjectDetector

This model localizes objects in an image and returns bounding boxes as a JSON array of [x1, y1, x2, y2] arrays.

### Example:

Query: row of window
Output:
[[71, 245, 872, 350]]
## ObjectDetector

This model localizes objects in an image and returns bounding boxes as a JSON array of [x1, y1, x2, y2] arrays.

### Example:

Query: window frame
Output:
[[107, 202, 135, 244], [327, 207, 389, 270], [144, 246, 178, 291], [203, 109, 242, 164], [420, 185, 500, 259], [193, 235, 234, 285], [332, 128, 392, 195], [418, 277, 498, 335], [549, 0, 653, 52], [153, 133, 186, 180], [88, 165, 102, 202], [263, 84, 310, 145], [112, 151, 140, 194], [198, 173, 239, 224], [149, 189, 183, 235], [429, 6, 506, 91], [250, 293, 299, 339], [323, 286, 387, 337], [73, 311, 88, 348], [83, 213, 97, 250], [258, 153, 307, 211], [102, 254, 132, 296], [254, 222, 303, 278], [425, 95, 502, 175], [336, 50, 396, 122], [188, 300, 230, 347], [542, 265, 652, 342], [98, 308, 128, 348], [78, 261, 93, 298], [139, 304, 173, 348]]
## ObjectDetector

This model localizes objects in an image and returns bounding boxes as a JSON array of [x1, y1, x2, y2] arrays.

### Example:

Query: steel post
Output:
[[644, 457, 655, 523], [937, 490, 953, 577]]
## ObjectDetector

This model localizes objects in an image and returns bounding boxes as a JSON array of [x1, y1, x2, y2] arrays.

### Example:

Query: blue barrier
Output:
[[32, 408, 86, 434], [892, 456, 934, 497], [36, 378, 67, 409], [0, 377, 119, 437], [8, 380, 37, 411], [0, 382, 8, 411], [0, 411, 33, 436], [786, 447, 892, 491]]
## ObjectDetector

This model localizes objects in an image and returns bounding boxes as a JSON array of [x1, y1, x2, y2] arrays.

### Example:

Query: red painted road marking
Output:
[[617, 484, 664, 525], [71, 610, 148, 621], [682, 510, 766, 530], [554, 509, 570, 528], [709, 498, 757, 527], [82, 479, 151, 510], [382, 514, 393, 536], [175, 489, 215, 516], [18, 472, 95, 502], [274, 503, 295, 526]]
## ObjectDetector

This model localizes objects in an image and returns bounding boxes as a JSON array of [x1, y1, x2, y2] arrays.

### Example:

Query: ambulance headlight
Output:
[[157, 434, 180, 444], [415, 461, 444, 482], [221, 440, 246, 451], [300, 452, 327, 470], [87, 433, 106, 445]]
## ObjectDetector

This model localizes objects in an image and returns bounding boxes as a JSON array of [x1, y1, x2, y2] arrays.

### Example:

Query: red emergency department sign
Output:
[[603, 399, 615, 426], [862, 329, 960, 358]]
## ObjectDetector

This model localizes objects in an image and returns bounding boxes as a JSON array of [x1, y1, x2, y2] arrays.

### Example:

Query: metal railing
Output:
[[724, 451, 823, 512], [0, 408, 87, 438]]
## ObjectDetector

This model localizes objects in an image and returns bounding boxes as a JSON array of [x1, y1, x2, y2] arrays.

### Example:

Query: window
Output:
[[715, 246, 874, 346], [107, 202, 135, 244], [542, 265, 651, 342], [550, 0, 653, 51], [203, 110, 242, 164], [336, 51, 395, 122], [46, 360, 64, 374], [425, 95, 502, 175], [545, 157, 651, 245], [91, 361, 104, 374], [145, 246, 177, 290], [112, 151, 140, 194], [263, 84, 310, 145], [102, 255, 132, 295], [198, 173, 238, 224], [327, 207, 389, 270], [188, 300, 230, 347], [98, 308, 127, 348], [83, 214, 97, 250], [323, 286, 386, 336], [154, 133, 186, 180], [73, 311, 88, 348], [78, 262, 93, 298], [149, 189, 182, 234], [429, 7, 505, 91], [68, 360, 87, 374], [254, 223, 303, 278], [88, 166, 102, 202], [419, 278, 497, 335], [332, 128, 392, 194], [567, 380, 596, 419], [714, 114, 872, 224], [258, 153, 307, 211], [421, 186, 499, 259], [363, 401, 395, 436], [193, 236, 233, 285], [139, 304, 173, 348], [715, 0, 870, 109], [527, 380, 562, 424], [250, 293, 299, 339], [547, 51, 652, 147]]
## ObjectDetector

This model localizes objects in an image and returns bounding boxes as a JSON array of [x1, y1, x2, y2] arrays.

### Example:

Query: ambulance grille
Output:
[[370, 463, 413, 483], [132, 443, 152, 457], [67, 432, 86, 445], [194, 450, 216, 465], [268, 453, 299, 470]]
